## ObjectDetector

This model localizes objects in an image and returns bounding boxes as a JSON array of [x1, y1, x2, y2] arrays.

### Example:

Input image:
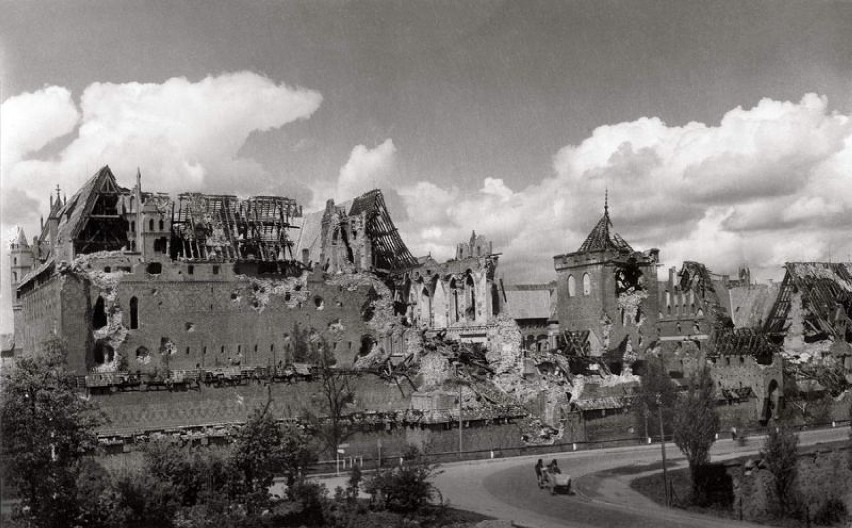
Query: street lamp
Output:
[[656, 392, 670, 507]]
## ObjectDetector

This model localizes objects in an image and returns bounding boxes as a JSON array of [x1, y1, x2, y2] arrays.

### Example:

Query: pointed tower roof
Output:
[[576, 194, 633, 253], [15, 227, 29, 247]]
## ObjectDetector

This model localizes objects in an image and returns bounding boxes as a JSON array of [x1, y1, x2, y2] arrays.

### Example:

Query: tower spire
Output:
[[604, 187, 609, 216]]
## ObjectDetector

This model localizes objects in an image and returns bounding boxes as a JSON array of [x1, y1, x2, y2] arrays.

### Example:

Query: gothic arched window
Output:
[[567, 275, 576, 297], [129, 296, 139, 329], [582, 273, 591, 296]]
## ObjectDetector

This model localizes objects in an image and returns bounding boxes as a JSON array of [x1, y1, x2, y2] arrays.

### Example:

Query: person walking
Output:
[[534, 459, 544, 488]]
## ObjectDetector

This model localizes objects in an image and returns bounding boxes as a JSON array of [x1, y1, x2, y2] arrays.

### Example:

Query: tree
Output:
[[762, 425, 799, 517], [633, 356, 678, 439], [0, 338, 104, 528], [307, 353, 356, 457], [672, 364, 720, 503], [230, 404, 287, 513]]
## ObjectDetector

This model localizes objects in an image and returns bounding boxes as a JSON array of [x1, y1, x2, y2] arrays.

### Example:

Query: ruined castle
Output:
[[6, 166, 850, 450]]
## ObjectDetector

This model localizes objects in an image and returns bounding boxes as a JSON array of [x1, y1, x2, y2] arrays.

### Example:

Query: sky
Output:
[[2, 0, 852, 333]]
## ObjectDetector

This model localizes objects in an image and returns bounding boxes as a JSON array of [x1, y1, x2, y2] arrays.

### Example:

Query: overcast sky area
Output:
[[2, 0, 852, 333]]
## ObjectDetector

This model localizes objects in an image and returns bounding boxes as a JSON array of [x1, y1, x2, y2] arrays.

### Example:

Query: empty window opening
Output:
[[186, 347, 190, 355], [221, 345, 225, 354], [149, 219, 154, 231], [582, 273, 591, 296], [314, 296, 324, 310], [136, 346, 149, 360], [131, 220, 136, 232], [187, 265, 194, 275], [146, 262, 162, 274], [212, 265, 220, 275], [159, 219, 164, 231], [129, 296, 139, 329], [93, 296, 107, 329], [567, 275, 576, 297], [104, 266, 111, 273]]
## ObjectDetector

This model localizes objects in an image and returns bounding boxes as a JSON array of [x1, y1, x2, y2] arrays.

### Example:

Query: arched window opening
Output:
[[149, 218, 154, 231], [159, 219, 164, 231], [451, 281, 460, 322], [93, 296, 107, 329], [582, 273, 591, 296], [131, 221, 136, 232], [129, 296, 139, 329], [567, 275, 576, 297]]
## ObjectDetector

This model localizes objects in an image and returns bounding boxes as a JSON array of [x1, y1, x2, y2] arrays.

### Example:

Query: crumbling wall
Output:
[[485, 317, 523, 374]]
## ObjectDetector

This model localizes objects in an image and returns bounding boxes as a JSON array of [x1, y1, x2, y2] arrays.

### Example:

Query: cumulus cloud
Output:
[[310, 139, 398, 211], [388, 94, 852, 283], [0, 72, 322, 332]]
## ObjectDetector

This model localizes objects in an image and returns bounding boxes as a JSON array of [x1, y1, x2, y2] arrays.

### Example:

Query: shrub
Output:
[[813, 497, 848, 526], [364, 447, 441, 514]]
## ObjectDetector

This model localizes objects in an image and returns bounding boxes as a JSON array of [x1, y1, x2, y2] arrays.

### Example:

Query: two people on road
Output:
[[535, 459, 562, 488]]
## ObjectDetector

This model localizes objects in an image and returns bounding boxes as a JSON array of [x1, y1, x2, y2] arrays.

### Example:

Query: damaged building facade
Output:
[[10, 167, 510, 376], [550, 202, 787, 426]]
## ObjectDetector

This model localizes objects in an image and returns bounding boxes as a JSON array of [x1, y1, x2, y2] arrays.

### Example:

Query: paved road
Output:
[[432, 427, 850, 528]]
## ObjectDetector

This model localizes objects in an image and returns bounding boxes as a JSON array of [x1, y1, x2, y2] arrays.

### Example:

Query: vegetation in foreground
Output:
[[0, 339, 489, 528]]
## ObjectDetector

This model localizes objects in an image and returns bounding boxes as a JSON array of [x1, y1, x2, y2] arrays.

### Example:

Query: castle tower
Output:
[[552, 196, 659, 355], [10, 228, 34, 294]]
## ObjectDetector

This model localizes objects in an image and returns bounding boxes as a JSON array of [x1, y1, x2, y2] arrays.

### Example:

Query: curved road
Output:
[[432, 427, 850, 528]]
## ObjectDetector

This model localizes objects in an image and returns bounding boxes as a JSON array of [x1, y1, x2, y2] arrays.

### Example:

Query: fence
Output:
[[307, 418, 852, 475]]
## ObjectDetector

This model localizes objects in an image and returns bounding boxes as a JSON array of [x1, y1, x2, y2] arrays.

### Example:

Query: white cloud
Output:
[[0, 72, 322, 332], [388, 94, 852, 283]]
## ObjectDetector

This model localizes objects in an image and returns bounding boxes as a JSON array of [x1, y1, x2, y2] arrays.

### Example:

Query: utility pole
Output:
[[458, 371, 463, 457], [454, 362, 463, 458], [657, 393, 670, 507]]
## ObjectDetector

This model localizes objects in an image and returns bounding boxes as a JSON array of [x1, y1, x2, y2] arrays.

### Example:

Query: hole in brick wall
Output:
[[188, 265, 194, 275], [104, 266, 111, 273], [185, 322, 195, 332], [186, 347, 190, 355], [93, 296, 107, 329], [213, 265, 220, 275], [294, 284, 302, 291], [136, 346, 149, 360], [94, 341, 114, 364], [231, 292, 239, 300], [359, 335, 375, 357], [146, 262, 162, 275], [285, 293, 292, 302], [314, 296, 324, 310]]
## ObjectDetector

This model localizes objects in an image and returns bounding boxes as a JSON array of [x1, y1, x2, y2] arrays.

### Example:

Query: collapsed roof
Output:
[[765, 262, 852, 341]]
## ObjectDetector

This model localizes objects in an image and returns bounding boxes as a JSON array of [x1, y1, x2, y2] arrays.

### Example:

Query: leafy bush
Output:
[[812, 497, 848, 526], [364, 448, 441, 514]]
